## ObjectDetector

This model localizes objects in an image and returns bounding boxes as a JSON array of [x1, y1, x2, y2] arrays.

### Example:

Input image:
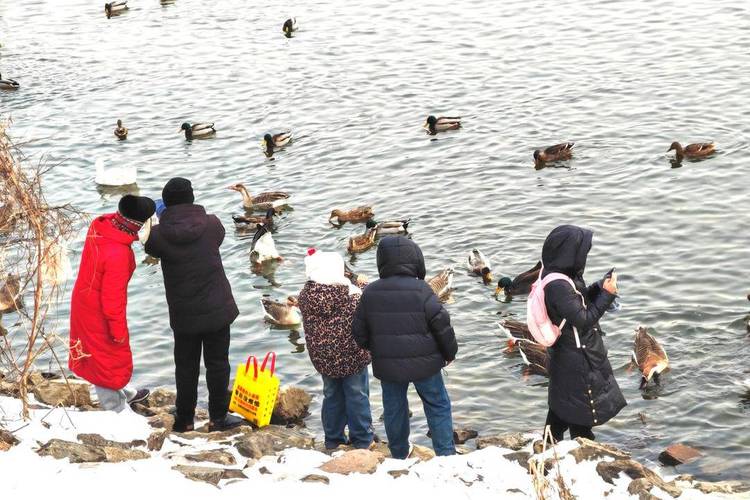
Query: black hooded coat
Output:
[[145, 204, 239, 335], [542, 225, 626, 427], [352, 236, 457, 383]]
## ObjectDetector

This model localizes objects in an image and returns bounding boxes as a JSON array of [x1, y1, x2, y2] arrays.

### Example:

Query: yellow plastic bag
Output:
[[229, 352, 279, 427]]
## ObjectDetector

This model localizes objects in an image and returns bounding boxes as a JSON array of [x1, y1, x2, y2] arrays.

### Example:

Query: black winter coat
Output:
[[542, 225, 626, 427], [145, 204, 239, 335], [352, 236, 457, 383]]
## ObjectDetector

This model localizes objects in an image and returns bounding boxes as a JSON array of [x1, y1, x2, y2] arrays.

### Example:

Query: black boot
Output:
[[172, 418, 194, 433], [208, 414, 246, 432]]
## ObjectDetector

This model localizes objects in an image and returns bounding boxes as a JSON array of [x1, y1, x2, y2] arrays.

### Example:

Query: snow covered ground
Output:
[[0, 395, 744, 499]]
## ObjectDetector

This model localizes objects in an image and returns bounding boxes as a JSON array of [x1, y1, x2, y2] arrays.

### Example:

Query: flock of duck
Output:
[[0, 2, 736, 396]]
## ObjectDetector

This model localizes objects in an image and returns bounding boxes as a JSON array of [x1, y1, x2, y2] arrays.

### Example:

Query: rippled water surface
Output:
[[2, 0, 749, 479]]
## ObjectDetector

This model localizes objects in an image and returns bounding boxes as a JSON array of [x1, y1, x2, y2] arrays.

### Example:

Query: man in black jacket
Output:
[[353, 236, 458, 458], [145, 177, 242, 432]]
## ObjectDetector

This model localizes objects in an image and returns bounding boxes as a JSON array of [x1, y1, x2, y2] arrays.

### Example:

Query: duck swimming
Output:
[[263, 132, 292, 157], [105, 1, 128, 19], [667, 141, 715, 161], [0, 74, 20, 90], [365, 218, 410, 236], [232, 208, 276, 231], [467, 249, 493, 285], [180, 122, 215, 140], [228, 183, 290, 211], [329, 206, 374, 225], [250, 223, 282, 263], [428, 267, 455, 303], [348, 228, 377, 254], [519, 341, 550, 377], [495, 261, 542, 298], [424, 115, 461, 135], [114, 119, 128, 140], [533, 142, 574, 168], [632, 326, 669, 389], [262, 295, 302, 326], [0, 274, 22, 313], [282, 18, 298, 38]]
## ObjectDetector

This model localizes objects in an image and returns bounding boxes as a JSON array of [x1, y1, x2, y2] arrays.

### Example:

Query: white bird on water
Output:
[[95, 158, 137, 186]]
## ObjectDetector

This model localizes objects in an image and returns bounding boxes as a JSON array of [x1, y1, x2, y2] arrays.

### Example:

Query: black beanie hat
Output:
[[162, 177, 195, 206], [118, 195, 156, 223]]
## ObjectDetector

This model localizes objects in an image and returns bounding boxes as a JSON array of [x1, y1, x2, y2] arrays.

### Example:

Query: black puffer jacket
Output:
[[352, 236, 457, 383], [145, 204, 239, 335], [542, 225, 626, 427]]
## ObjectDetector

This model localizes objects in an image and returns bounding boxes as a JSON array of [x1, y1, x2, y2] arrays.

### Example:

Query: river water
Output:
[[1, 0, 749, 479]]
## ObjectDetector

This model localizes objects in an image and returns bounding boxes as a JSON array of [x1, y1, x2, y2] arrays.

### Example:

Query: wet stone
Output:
[[37, 439, 107, 463], [388, 469, 410, 478], [271, 387, 312, 425], [301, 474, 330, 484], [658, 444, 702, 466], [185, 449, 237, 466], [147, 429, 170, 451], [145, 387, 176, 408], [569, 438, 631, 463], [319, 449, 385, 475], [103, 447, 150, 463], [173, 465, 224, 485], [475, 432, 532, 451], [77, 433, 146, 449], [32, 380, 92, 407]]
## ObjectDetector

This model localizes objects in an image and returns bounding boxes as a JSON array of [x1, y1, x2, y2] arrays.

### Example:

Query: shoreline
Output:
[[1, 377, 748, 499]]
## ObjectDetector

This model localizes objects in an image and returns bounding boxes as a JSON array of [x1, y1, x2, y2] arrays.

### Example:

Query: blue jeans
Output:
[[381, 371, 456, 459], [321, 367, 373, 449]]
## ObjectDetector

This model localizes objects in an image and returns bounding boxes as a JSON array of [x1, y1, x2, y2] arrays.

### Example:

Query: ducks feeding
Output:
[[495, 261, 542, 298], [262, 295, 302, 326], [263, 132, 292, 157], [180, 122, 215, 140], [668, 141, 715, 162], [467, 249, 493, 285], [329, 206, 374, 225], [0, 274, 22, 313], [250, 223, 282, 264], [282, 18, 298, 38], [0, 74, 20, 90], [533, 142, 574, 168], [347, 228, 377, 254], [428, 267, 455, 303], [365, 218, 410, 236], [94, 158, 137, 186], [105, 1, 128, 19], [632, 326, 669, 389], [228, 183, 290, 211], [114, 119, 128, 140], [232, 208, 276, 231], [424, 115, 461, 135]]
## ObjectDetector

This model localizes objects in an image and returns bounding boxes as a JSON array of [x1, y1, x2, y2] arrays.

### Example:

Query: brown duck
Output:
[[519, 341, 549, 377], [261, 296, 301, 326], [232, 208, 276, 231], [347, 228, 377, 254], [632, 326, 669, 389], [228, 183, 290, 211], [495, 261, 542, 298], [533, 142, 574, 168], [428, 267, 455, 303], [500, 319, 535, 352], [329, 206, 374, 224], [0, 274, 22, 313], [668, 141, 715, 161]]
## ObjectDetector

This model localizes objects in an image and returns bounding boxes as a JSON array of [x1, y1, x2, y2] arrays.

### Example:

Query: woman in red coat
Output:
[[69, 195, 155, 412]]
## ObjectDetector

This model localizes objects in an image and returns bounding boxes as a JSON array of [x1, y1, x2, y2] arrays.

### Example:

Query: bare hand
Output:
[[603, 272, 618, 295]]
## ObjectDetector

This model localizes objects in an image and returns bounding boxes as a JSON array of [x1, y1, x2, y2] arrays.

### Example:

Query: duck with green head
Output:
[[424, 115, 461, 135], [263, 132, 292, 157], [180, 122, 215, 141], [494, 261, 542, 298], [282, 18, 298, 38]]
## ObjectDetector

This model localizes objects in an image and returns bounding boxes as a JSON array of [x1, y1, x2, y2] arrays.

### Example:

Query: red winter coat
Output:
[[69, 214, 137, 390]]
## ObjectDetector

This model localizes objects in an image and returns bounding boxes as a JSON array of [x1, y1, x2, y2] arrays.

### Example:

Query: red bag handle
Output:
[[260, 352, 276, 376], [244, 356, 259, 379]]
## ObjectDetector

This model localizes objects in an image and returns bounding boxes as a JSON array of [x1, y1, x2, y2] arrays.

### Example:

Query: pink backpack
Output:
[[527, 271, 586, 347]]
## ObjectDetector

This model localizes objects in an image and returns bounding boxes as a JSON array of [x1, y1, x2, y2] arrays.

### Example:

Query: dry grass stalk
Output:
[[0, 118, 83, 418], [529, 425, 575, 500]]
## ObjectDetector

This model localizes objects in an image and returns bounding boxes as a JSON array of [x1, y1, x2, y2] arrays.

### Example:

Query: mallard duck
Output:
[[232, 208, 276, 231], [467, 249, 493, 285], [428, 267, 455, 303], [282, 18, 298, 38], [348, 228, 377, 254], [114, 119, 128, 140], [667, 141, 715, 161], [262, 295, 302, 326], [105, 1, 128, 18], [263, 132, 292, 157], [0, 274, 22, 313], [0, 74, 20, 90], [495, 261, 542, 297], [329, 206, 374, 224], [250, 223, 282, 263], [366, 218, 410, 236], [519, 341, 550, 377], [424, 115, 461, 135], [632, 326, 669, 389], [228, 183, 290, 211], [94, 158, 137, 186], [180, 122, 215, 140], [533, 142, 574, 168]]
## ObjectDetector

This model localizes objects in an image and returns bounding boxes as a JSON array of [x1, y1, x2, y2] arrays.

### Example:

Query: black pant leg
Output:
[[202, 324, 231, 421], [173, 332, 203, 424], [569, 424, 595, 441], [545, 409, 568, 442]]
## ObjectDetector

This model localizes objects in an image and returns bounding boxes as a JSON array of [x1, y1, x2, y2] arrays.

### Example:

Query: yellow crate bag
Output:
[[229, 352, 279, 427]]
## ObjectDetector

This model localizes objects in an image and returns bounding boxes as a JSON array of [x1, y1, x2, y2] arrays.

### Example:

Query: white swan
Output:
[[95, 158, 137, 186]]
